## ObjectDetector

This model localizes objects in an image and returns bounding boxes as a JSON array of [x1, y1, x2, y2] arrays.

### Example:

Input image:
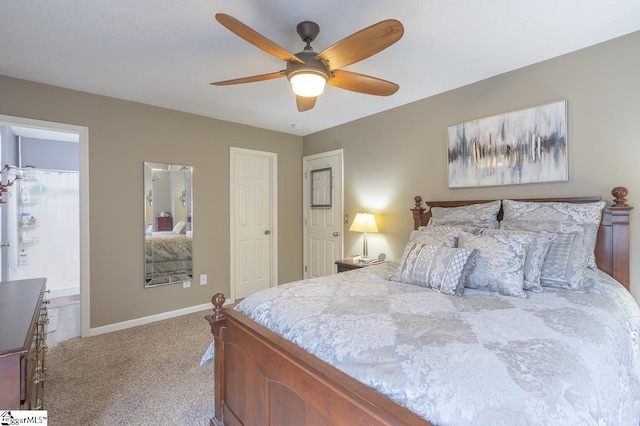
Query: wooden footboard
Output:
[[206, 294, 432, 426]]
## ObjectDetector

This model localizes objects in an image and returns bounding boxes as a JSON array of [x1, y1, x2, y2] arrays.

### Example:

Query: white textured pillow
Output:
[[391, 243, 476, 296], [502, 199, 605, 269], [458, 230, 534, 298], [172, 220, 186, 234]]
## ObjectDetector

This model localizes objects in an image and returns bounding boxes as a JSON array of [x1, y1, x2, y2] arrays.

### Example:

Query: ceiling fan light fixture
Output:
[[289, 71, 327, 97]]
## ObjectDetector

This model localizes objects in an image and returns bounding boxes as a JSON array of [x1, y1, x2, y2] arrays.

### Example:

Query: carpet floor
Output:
[[45, 310, 215, 425]]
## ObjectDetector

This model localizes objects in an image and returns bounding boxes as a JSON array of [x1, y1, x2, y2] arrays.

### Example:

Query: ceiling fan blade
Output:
[[211, 71, 285, 86], [216, 13, 304, 64], [328, 69, 399, 96], [296, 96, 317, 112], [316, 19, 403, 70]]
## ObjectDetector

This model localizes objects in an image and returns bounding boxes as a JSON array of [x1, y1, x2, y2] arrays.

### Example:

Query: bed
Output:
[[205, 187, 639, 425], [145, 231, 192, 284]]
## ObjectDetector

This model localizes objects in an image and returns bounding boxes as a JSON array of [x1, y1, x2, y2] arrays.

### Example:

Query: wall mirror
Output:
[[143, 161, 193, 287]]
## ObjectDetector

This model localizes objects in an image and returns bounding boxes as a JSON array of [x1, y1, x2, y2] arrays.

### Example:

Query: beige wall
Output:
[[0, 76, 304, 327], [304, 31, 640, 304]]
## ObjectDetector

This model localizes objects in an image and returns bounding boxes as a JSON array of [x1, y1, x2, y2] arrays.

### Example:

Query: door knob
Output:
[[333, 232, 339, 237], [264, 230, 271, 235]]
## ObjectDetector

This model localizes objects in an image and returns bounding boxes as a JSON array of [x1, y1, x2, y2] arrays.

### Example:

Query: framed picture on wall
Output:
[[310, 167, 332, 208], [447, 100, 568, 188]]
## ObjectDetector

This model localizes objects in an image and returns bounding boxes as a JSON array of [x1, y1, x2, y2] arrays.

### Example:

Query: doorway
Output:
[[230, 148, 278, 301], [303, 149, 344, 278], [0, 114, 89, 338]]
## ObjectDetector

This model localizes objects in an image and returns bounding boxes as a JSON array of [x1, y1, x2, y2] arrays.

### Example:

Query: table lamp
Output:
[[349, 213, 378, 262]]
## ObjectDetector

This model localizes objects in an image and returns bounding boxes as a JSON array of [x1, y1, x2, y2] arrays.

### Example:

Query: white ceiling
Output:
[[2, 1, 639, 136]]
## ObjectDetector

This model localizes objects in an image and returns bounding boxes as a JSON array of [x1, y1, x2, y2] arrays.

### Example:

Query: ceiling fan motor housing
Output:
[[286, 50, 331, 82]]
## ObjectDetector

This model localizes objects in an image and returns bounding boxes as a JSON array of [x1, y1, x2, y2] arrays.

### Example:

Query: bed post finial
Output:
[[411, 196, 426, 230], [211, 293, 226, 321], [612, 187, 629, 207], [414, 196, 423, 208]]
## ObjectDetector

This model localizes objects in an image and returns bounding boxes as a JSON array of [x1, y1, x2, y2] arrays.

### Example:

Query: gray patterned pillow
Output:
[[539, 232, 590, 290], [428, 217, 499, 229], [458, 230, 534, 298], [483, 229, 556, 293], [502, 199, 605, 269], [409, 226, 460, 247], [500, 220, 591, 290], [391, 243, 476, 296], [428, 200, 501, 230], [418, 224, 483, 235], [500, 220, 598, 290], [431, 200, 502, 221]]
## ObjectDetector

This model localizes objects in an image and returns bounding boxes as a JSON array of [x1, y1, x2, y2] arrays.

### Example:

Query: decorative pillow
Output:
[[502, 199, 605, 269], [172, 220, 186, 234], [483, 229, 556, 292], [410, 225, 468, 247], [418, 224, 483, 235], [427, 217, 499, 229], [458, 230, 534, 298], [431, 200, 501, 221], [391, 243, 476, 296], [428, 200, 501, 230], [500, 220, 591, 290], [539, 232, 590, 290]]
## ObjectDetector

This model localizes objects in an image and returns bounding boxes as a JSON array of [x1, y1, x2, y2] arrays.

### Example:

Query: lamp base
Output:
[[359, 257, 373, 265]]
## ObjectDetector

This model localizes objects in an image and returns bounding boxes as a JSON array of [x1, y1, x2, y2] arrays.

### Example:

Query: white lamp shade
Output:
[[290, 73, 327, 97], [349, 213, 378, 233]]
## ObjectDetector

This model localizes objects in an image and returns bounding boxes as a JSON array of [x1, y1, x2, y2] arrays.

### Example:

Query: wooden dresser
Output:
[[0, 278, 48, 410], [155, 216, 173, 231]]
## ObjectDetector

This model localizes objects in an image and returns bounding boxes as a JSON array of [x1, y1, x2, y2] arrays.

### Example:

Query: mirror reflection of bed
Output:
[[143, 161, 193, 287]]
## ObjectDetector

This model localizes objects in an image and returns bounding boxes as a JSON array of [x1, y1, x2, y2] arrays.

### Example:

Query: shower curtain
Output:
[[7, 168, 80, 293]]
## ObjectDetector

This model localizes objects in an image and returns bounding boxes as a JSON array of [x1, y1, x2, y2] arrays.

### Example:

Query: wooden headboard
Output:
[[411, 187, 633, 290]]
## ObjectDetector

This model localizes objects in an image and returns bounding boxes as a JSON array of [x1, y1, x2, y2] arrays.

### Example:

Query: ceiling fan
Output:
[[210, 13, 404, 112]]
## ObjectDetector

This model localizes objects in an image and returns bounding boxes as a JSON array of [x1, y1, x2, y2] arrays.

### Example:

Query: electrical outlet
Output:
[[183, 281, 190, 288], [200, 274, 208, 285]]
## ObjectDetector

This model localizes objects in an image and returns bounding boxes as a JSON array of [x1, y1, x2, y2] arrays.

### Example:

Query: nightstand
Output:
[[335, 259, 365, 273]]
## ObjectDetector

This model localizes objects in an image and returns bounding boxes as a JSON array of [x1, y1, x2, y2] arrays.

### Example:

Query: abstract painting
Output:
[[447, 100, 567, 188]]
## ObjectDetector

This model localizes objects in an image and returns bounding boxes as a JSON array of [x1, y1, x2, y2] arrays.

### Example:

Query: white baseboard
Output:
[[48, 286, 80, 299], [89, 302, 215, 337]]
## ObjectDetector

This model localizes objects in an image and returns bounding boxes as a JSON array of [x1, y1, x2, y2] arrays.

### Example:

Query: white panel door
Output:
[[303, 150, 343, 278], [232, 149, 276, 300]]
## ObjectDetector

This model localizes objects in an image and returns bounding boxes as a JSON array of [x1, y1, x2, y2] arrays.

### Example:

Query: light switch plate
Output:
[[200, 274, 208, 285]]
